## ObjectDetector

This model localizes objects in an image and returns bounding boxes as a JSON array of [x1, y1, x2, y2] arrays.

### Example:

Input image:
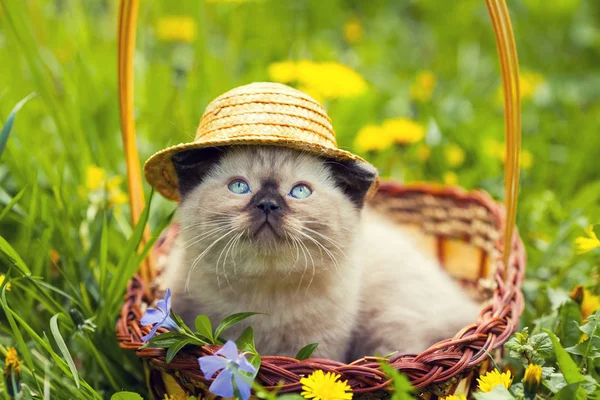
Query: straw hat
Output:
[[144, 82, 379, 202]]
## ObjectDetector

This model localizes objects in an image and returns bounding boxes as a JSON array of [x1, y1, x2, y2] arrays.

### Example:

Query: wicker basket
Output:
[[115, 0, 525, 397], [116, 181, 525, 399]]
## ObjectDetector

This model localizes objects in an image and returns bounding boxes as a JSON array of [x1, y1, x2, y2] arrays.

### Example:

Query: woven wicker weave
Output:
[[116, 181, 525, 399]]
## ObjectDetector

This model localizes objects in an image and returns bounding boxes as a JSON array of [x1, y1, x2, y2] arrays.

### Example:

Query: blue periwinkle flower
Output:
[[199, 340, 257, 400], [140, 288, 178, 342]]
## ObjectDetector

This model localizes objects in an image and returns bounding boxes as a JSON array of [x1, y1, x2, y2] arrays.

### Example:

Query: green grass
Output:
[[1, 0, 600, 398]]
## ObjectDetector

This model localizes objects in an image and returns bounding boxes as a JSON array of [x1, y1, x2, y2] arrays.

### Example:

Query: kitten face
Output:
[[173, 146, 376, 280]]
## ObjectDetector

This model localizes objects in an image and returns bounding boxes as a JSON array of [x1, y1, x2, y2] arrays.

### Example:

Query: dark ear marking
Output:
[[325, 159, 378, 208], [172, 147, 227, 199]]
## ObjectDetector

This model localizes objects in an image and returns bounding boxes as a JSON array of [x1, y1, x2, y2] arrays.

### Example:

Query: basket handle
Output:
[[118, 0, 155, 292], [485, 0, 521, 281], [116, 0, 521, 288]]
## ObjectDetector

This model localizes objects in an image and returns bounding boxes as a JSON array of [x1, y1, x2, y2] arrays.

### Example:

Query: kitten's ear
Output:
[[172, 147, 227, 199], [326, 159, 378, 208]]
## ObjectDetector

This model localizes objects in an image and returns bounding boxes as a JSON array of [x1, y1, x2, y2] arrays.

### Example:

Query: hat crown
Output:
[[195, 82, 337, 148], [144, 81, 375, 202]]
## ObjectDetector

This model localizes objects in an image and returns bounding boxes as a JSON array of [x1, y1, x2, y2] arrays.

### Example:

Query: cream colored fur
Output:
[[163, 146, 479, 361]]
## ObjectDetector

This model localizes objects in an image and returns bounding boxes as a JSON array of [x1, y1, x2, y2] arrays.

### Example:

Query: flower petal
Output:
[[237, 355, 257, 375], [216, 340, 238, 361], [233, 371, 252, 400], [156, 299, 167, 313], [164, 288, 172, 312], [209, 369, 234, 399], [163, 315, 179, 331], [199, 355, 228, 379], [140, 308, 164, 326], [141, 322, 161, 342]]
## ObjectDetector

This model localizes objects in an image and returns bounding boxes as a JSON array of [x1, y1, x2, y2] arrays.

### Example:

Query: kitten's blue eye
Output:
[[289, 184, 312, 199], [228, 179, 250, 194]]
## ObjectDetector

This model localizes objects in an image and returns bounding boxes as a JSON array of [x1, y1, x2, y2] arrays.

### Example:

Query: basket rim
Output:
[[116, 181, 526, 395]]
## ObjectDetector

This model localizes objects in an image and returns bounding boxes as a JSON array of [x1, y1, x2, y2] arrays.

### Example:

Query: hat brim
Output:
[[144, 135, 380, 202]]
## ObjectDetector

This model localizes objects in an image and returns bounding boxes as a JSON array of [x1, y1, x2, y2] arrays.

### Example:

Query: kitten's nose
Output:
[[256, 200, 280, 214]]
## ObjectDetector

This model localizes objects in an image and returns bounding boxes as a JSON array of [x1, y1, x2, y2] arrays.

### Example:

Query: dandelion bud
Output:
[[570, 285, 584, 304], [3, 347, 22, 396], [523, 363, 542, 398]]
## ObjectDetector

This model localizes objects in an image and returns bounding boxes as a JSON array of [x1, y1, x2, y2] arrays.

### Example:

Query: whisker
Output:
[[185, 228, 237, 292]]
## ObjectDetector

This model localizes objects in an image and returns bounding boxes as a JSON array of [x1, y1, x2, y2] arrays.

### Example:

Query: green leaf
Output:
[[295, 343, 319, 360], [166, 338, 194, 363], [195, 315, 215, 343], [236, 326, 257, 353], [144, 332, 189, 349], [379, 361, 415, 400], [544, 372, 568, 393], [579, 310, 600, 338], [0, 93, 36, 159], [110, 392, 144, 400], [558, 300, 583, 347], [214, 312, 261, 339], [50, 314, 80, 388], [505, 329, 552, 365], [565, 337, 600, 360], [529, 332, 553, 364], [235, 327, 261, 372], [170, 310, 194, 335], [543, 329, 586, 384], [473, 385, 516, 399], [553, 383, 587, 400]]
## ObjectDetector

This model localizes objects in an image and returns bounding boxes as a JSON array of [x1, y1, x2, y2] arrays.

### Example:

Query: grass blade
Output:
[[0, 187, 26, 222], [0, 93, 36, 158], [0, 235, 31, 275], [49, 314, 80, 388]]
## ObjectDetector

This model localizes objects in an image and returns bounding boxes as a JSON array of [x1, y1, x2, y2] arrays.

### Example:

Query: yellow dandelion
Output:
[[445, 144, 465, 168], [156, 16, 197, 43], [354, 124, 393, 153], [300, 370, 353, 400], [523, 363, 542, 395], [484, 138, 504, 159], [497, 71, 544, 102], [268, 61, 298, 84], [4, 347, 21, 375], [410, 71, 436, 103], [441, 395, 467, 400], [297, 61, 368, 100], [520, 149, 534, 169], [442, 171, 458, 186], [298, 85, 325, 104], [483, 140, 534, 169], [476, 369, 512, 393], [343, 17, 363, 44], [581, 289, 600, 320], [268, 60, 367, 100], [107, 176, 128, 206], [416, 143, 431, 161], [575, 225, 600, 255], [86, 165, 106, 191], [0, 276, 11, 291], [520, 72, 545, 100], [382, 118, 426, 145]]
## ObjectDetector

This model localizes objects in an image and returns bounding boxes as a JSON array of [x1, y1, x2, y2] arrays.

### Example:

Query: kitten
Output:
[[163, 145, 479, 361]]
